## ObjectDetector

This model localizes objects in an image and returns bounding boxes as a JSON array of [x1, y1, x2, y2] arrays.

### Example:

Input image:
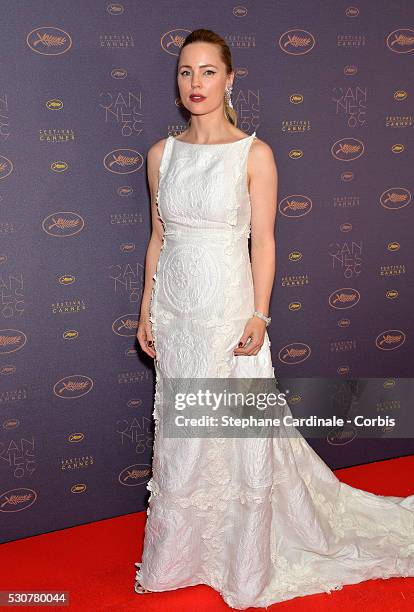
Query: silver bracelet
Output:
[[253, 310, 271, 326]]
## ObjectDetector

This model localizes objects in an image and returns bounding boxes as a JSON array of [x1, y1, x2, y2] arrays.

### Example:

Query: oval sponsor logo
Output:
[[338, 319, 350, 328], [68, 432, 85, 443], [50, 161, 69, 172], [3, 418, 20, 430], [127, 399, 143, 408], [337, 365, 350, 375], [288, 251, 302, 262], [103, 149, 144, 174], [112, 314, 139, 337], [233, 6, 248, 17], [107, 3, 124, 15], [235, 67, 248, 78], [0, 364, 16, 375], [331, 137, 364, 161], [0, 488, 37, 512], [59, 274, 76, 285], [329, 288, 360, 309], [383, 379, 396, 389], [161, 29, 192, 56], [289, 93, 303, 104], [118, 186, 133, 196], [0, 155, 14, 180], [53, 375, 94, 398], [375, 329, 406, 350], [279, 342, 311, 365], [71, 484, 87, 494], [120, 243, 135, 253], [327, 427, 357, 445], [27, 27, 72, 55], [344, 65, 358, 76], [391, 144, 404, 153], [46, 98, 64, 110], [63, 330, 79, 340], [0, 254, 7, 264], [0, 329, 27, 354], [380, 187, 411, 210], [287, 394, 301, 404], [289, 149, 303, 159], [386, 290, 399, 300], [279, 195, 312, 217], [394, 90, 408, 101], [288, 301, 302, 311], [126, 348, 138, 357], [111, 68, 127, 79], [341, 171, 354, 181], [386, 29, 414, 53], [387, 242, 400, 251], [279, 29, 315, 55], [339, 223, 353, 232], [345, 7, 359, 17], [42, 211, 85, 237], [119, 463, 151, 486]]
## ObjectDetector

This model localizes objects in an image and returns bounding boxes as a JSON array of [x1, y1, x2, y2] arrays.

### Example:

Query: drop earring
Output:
[[225, 85, 233, 109]]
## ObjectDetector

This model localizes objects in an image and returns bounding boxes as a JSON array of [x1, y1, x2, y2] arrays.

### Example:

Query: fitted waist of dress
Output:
[[163, 221, 250, 239]]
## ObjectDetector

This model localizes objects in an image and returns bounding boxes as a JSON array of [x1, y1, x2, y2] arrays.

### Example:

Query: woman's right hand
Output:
[[137, 313, 156, 358]]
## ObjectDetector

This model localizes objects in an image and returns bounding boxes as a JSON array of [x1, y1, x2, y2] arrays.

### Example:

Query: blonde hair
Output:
[[177, 28, 238, 127]]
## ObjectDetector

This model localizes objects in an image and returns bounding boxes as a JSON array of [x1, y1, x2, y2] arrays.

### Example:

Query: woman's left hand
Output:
[[233, 317, 266, 357]]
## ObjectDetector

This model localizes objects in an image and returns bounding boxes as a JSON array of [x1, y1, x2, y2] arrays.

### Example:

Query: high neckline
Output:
[[171, 131, 256, 146]]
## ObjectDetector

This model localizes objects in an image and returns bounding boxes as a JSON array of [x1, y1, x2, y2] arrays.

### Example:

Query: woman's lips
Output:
[[189, 95, 206, 102]]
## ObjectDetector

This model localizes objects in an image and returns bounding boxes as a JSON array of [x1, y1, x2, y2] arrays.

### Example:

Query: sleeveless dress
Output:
[[135, 131, 414, 609]]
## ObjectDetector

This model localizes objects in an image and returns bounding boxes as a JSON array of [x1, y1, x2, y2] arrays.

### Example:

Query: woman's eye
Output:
[[179, 70, 216, 76]]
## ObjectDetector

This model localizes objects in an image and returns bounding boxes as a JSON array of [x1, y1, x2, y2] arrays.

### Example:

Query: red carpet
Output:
[[1, 455, 414, 611]]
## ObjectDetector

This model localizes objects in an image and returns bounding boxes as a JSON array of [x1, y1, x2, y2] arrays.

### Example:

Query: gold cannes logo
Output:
[[161, 29, 192, 55], [327, 428, 357, 446], [0, 155, 14, 180], [279, 30, 315, 55], [344, 66, 358, 76], [386, 29, 414, 53], [119, 463, 151, 486], [0, 329, 27, 354], [375, 330, 406, 350], [68, 433, 85, 443], [279, 195, 312, 217], [345, 7, 359, 17], [290, 94, 303, 104], [112, 314, 139, 336], [53, 375, 93, 398], [380, 188, 411, 210], [278, 343, 311, 365], [394, 90, 408, 101], [107, 3, 124, 15], [45, 98, 64, 110], [51, 161, 69, 173], [328, 289, 360, 309], [42, 212, 85, 237], [331, 138, 364, 161], [26, 27, 72, 55], [2, 418, 20, 430], [0, 488, 37, 512], [63, 330, 79, 340], [103, 149, 144, 174]]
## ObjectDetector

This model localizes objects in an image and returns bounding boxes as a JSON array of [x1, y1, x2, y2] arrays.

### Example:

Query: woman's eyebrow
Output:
[[178, 64, 219, 69]]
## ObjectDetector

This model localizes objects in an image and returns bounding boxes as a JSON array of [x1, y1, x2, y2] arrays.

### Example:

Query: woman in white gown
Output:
[[135, 28, 414, 610]]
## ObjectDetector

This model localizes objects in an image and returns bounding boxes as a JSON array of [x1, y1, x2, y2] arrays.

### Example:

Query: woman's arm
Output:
[[234, 138, 278, 356], [137, 139, 167, 358]]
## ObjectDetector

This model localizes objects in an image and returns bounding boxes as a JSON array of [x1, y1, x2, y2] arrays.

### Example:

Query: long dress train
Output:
[[135, 130, 414, 609]]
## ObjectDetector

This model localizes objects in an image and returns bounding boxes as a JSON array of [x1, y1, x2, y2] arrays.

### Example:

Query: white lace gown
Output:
[[135, 131, 414, 609]]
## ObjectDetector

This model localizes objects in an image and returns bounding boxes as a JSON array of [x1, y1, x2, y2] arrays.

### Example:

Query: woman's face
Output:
[[177, 42, 233, 116]]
